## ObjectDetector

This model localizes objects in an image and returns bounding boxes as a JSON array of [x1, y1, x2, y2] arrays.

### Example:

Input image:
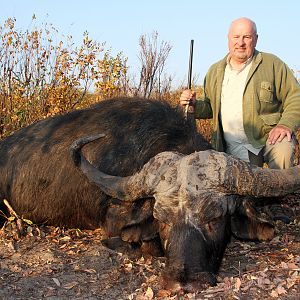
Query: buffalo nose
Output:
[[162, 271, 217, 293]]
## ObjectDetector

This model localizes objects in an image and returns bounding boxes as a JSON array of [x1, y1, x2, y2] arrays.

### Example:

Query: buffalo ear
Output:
[[231, 198, 274, 241]]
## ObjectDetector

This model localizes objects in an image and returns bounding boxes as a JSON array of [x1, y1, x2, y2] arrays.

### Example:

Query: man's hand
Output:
[[179, 89, 196, 108], [267, 124, 292, 145]]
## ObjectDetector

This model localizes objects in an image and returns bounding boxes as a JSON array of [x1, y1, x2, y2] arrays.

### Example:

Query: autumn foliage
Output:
[[0, 17, 128, 138], [0, 16, 215, 142]]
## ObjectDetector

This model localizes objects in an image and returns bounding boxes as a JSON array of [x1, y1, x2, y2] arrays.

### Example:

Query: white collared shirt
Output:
[[220, 58, 262, 162]]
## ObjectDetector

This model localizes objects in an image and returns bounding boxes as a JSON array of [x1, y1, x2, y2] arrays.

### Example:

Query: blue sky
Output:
[[1, 0, 299, 87]]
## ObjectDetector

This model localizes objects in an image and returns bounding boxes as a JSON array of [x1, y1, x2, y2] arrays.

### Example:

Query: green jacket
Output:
[[195, 50, 300, 151]]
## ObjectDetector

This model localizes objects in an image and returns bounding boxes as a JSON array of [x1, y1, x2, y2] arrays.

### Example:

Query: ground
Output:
[[0, 195, 299, 300]]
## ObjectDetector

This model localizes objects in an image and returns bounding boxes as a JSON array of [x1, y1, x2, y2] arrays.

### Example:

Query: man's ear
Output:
[[231, 199, 274, 241]]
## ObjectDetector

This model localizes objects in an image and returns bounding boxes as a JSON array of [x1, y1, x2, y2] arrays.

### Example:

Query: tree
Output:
[[135, 31, 172, 99]]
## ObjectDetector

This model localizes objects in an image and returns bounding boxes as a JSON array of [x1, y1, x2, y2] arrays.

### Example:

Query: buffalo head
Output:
[[70, 134, 298, 291]]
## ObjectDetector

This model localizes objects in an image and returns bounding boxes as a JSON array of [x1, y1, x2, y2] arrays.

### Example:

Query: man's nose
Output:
[[237, 37, 245, 45]]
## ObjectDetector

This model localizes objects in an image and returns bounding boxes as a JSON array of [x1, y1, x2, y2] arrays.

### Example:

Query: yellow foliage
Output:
[[0, 17, 129, 138]]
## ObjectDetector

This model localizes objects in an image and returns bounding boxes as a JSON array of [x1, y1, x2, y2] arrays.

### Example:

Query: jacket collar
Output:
[[215, 56, 227, 114], [247, 50, 262, 82]]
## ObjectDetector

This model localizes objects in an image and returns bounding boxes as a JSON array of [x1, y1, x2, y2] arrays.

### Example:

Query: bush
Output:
[[0, 17, 128, 138]]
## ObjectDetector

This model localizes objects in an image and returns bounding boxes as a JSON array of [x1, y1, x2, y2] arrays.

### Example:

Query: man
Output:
[[180, 17, 300, 221]]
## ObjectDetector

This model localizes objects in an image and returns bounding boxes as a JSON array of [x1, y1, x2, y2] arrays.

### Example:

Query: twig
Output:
[[3, 199, 19, 219]]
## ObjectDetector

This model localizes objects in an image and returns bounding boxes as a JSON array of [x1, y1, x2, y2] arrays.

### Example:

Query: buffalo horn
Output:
[[223, 154, 300, 198], [70, 134, 152, 201]]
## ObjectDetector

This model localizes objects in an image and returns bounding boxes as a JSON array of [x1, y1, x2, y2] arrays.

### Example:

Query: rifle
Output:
[[185, 39, 194, 117], [184, 40, 194, 119]]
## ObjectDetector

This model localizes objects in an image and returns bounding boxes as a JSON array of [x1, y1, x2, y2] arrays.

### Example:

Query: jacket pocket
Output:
[[259, 113, 281, 136], [259, 81, 274, 103], [259, 112, 281, 126]]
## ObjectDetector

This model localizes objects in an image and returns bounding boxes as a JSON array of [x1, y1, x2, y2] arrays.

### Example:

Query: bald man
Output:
[[180, 17, 300, 170], [180, 17, 300, 222]]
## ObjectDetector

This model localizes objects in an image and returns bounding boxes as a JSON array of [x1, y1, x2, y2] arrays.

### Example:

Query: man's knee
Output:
[[264, 136, 297, 169]]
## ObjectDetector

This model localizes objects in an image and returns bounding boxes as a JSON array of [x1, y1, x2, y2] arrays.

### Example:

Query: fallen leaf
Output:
[[124, 262, 133, 272], [82, 268, 97, 274], [52, 277, 60, 287], [276, 285, 287, 295], [291, 271, 299, 278], [63, 281, 78, 290], [234, 277, 241, 291], [270, 290, 279, 298], [144, 287, 154, 300], [281, 262, 288, 269], [146, 274, 157, 283], [287, 262, 298, 269], [156, 289, 172, 298], [186, 292, 196, 298], [59, 236, 71, 242], [286, 278, 296, 289]]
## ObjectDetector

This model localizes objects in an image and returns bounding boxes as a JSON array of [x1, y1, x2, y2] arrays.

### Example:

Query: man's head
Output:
[[228, 17, 258, 65]]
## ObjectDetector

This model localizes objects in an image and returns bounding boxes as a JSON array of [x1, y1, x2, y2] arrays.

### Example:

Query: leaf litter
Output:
[[0, 194, 299, 299]]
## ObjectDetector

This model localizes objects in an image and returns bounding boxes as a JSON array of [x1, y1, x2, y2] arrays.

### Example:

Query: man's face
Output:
[[228, 20, 258, 64]]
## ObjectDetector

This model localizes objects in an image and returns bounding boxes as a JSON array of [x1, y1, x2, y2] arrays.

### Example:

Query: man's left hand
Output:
[[267, 125, 292, 145]]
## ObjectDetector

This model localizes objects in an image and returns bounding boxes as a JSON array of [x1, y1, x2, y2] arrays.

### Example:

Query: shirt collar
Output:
[[227, 54, 253, 73]]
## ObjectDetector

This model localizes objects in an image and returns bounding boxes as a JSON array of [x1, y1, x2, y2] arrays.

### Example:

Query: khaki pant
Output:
[[248, 136, 298, 169], [263, 136, 298, 169]]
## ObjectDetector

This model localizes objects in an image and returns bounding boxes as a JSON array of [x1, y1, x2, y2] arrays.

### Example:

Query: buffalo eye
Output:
[[204, 215, 229, 239], [204, 218, 220, 235]]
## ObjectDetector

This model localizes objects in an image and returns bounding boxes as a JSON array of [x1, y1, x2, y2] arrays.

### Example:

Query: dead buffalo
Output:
[[71, 133, 285, 291], [0, 98, 208, 225], [0, 97, 280, 291]]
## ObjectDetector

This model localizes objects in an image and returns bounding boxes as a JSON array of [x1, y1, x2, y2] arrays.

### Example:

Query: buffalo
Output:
[[0, 97, 293, 292]]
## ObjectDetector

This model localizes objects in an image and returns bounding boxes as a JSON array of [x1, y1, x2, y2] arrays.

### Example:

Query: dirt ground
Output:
[[0, 195, 299, 300]]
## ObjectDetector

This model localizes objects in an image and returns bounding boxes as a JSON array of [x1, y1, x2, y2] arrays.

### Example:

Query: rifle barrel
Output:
[[187, 39, 194, 89], [185, 40, 194, 116]]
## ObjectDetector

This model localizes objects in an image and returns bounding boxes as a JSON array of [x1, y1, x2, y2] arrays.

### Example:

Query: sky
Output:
[[1, 0, 299, 87]]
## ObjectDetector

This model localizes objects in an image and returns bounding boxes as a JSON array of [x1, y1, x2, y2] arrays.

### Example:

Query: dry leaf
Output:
[[63, 281, 78, 290], [291, 271, 299, 278], [257, 276, 272, 287], [156, 289, 172, 298], [144, 287, 154, 300], [124, 262, 133, 272], [287, 262, 298, 269], [286, 278, 296, 289], [186, 292, 196, 298], [146, 274, 157, 283], [234, 278, 241, 291], [59, 236, 71, 242], [281, 262, 288, 269], [276, 285, 287, 295], [52, 277, 60, 287], [82, 268, 97, 274], [264, 278, 271, 285], [270, 290, 279, 298]]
